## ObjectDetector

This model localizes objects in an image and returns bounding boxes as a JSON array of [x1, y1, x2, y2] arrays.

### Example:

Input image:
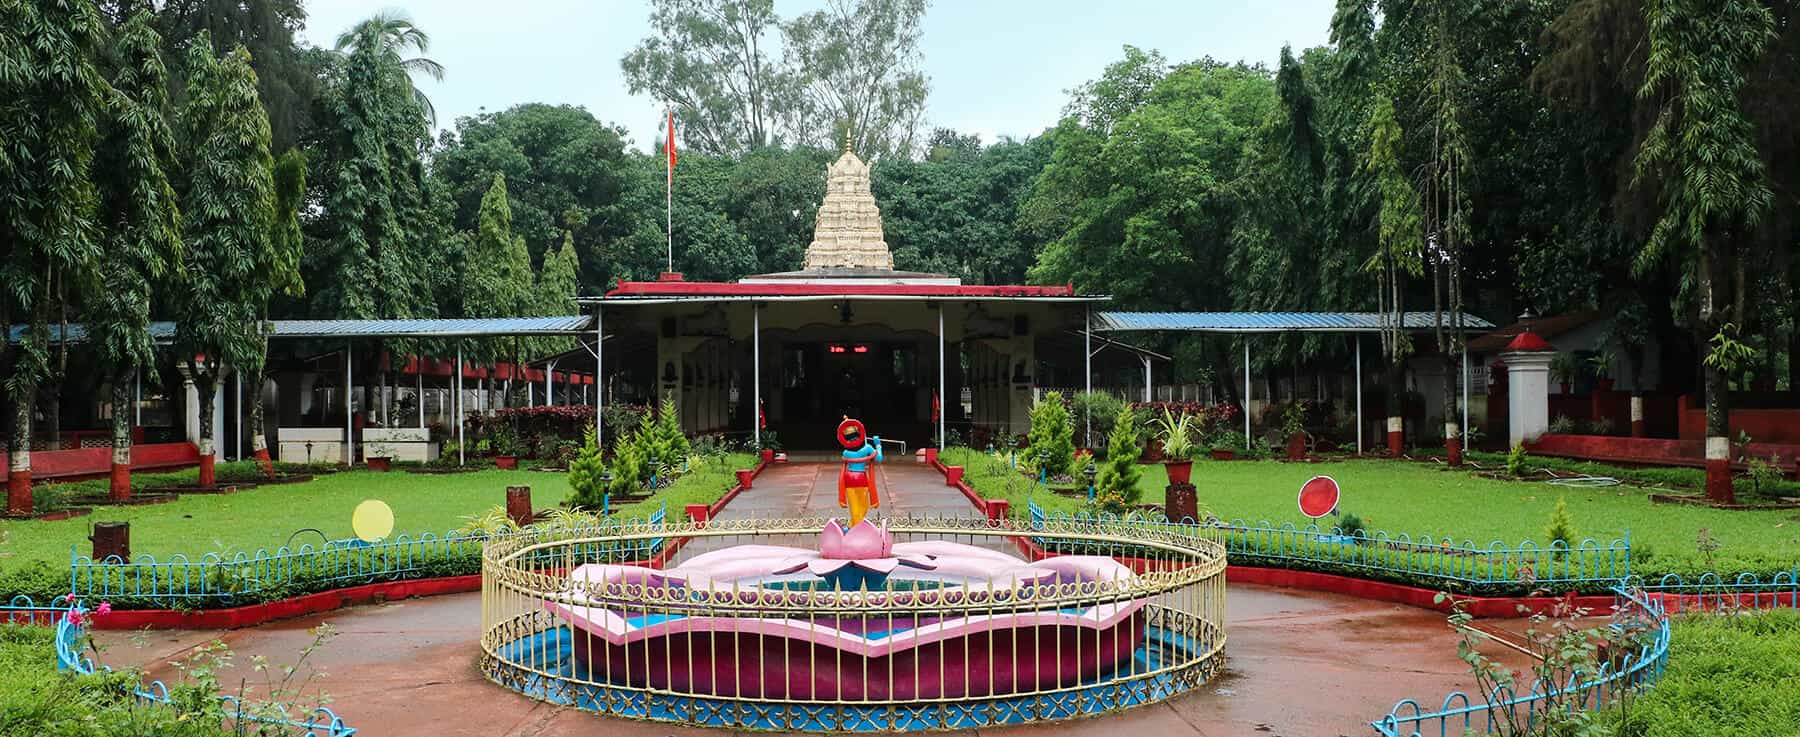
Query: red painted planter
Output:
[[1164, 460, 1193, 484], [924, 448, 939, 464], [760, 448, 776, 464], [944, 466, 964, 486], [1285, 433, 1305, 461], [1209, 449, 1235, 461], [494, 455, 519, 470], [736, 469, 755, 489], [366, 457, 392, 472]]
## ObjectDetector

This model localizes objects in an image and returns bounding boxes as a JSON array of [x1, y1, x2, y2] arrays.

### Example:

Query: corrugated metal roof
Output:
[[1093, 311, 1495, 333], [270, 316, 592, 338], [10, 316, 594, 344]]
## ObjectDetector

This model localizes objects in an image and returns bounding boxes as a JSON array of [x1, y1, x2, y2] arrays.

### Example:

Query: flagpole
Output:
[[665, 103, 674, 274]]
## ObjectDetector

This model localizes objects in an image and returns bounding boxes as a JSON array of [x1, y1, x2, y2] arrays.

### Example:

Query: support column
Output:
[[1243, 339, 1251, 448], [235, 372, 243, 461], [940, 305, 949, 448], [343, 342, 354, 466], [604, 302, 612, 445], [752, 304, 761, 447], [456, 344, 465, 466], [417, 370, 424, 428], [1083, 306, 1092, 443], [545, 361, 555, 410], [1354, 336, 1364, 455], [1630, 395, 1646, 438], [1141, 354, 1152, 404]]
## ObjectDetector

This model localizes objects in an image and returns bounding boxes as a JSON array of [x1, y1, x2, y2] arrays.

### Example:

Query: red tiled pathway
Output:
[[95, 462, 1531, 737]]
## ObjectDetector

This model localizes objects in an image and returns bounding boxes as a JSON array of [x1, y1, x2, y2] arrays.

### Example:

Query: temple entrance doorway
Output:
[[772, 331, 932, 450]]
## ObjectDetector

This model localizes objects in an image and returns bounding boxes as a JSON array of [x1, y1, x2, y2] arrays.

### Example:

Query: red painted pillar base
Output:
[[253, 447, 274, 477], [109, 463, 131, 502], [6, 471, 30, 516], [1386, 417, 1404, 457], [198, 454, 216, 487], [1705, 459, 1733, 503], [1446, 437, 1462, 467], [1630, 420, 1646, 438]]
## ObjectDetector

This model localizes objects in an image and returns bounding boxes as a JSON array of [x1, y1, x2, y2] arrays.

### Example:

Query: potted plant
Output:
[[1152, 409, 1198, 484], [1551, 353, 1578, 395], [1209, 431, 1246, 461], [1282, 403, 1307, 461], [491, 424, 523, 469], [364, 440, 394, 472], [1588, 351, 1615, 393]]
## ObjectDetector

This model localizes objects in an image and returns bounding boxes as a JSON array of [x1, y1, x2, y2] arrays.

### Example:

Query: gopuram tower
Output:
[[801, 137, 894, 271]]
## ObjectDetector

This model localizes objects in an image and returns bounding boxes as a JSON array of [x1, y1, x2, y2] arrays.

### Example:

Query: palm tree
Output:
[[334, 11, 445, 125]]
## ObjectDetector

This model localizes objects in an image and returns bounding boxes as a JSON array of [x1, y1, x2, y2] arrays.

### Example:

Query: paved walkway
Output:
[[94, 461, 1532, 737]]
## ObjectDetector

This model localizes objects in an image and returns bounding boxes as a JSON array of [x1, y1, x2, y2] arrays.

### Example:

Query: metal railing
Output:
[[50, 598, 357, 736], [1631, 569, 1800, 613], [1027, 501, 1631, 592], [1370, 586, 1671, 737], [68, 505, 667, 607], [479, 514, 1229, 731]]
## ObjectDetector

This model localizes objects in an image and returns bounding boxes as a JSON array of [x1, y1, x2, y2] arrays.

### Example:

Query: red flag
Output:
[[931, 391, 940, 424], [666, 107, 677, 181], [758, 398, 767, 429]]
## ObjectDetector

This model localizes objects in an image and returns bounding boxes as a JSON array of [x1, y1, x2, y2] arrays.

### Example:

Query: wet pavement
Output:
[[93, 461, 1534, 737]]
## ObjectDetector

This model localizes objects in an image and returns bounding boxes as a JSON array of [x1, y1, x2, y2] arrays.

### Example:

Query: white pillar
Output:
[[1243, 339, 1251, 447], [546, 361, 556, 408], [1502, 348, 1554, 445], [1140, 354, 1152, 404], [456, 344, 465, 466], [939, 304, 948, 447], [343, 342, 353, 465], [235, 372, 243, 460], [604, 302, 612, 445], [752, 304, 761, 446], [1354, 336, 1364, 455], [134, 369, 142, 426], [1461, 344, 1470, 442], [416, 370, 424, 428], [1083, 306, 1092, 444]]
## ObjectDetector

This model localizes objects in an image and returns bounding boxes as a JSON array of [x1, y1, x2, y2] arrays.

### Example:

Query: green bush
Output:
[[565, 427, 607, 510], [1600, 609, 1800, 737], [1093, 406, 1144, 512], [0, 624, 231, 736], [1026, 392, 1076, 480], [1070, 391, 1126, 449]]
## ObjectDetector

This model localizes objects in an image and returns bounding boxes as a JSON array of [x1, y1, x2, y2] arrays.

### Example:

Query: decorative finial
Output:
[[842, 128, 852, 154]]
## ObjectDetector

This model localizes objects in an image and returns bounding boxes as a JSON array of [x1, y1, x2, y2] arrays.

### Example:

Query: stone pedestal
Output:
[[1165, 483, 1198, 524], [1501, 349, 1554, 445]]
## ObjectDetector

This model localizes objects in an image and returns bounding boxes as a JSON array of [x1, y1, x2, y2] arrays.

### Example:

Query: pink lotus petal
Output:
[[805, 559, 854, 576], [821, 519, 891, 560]]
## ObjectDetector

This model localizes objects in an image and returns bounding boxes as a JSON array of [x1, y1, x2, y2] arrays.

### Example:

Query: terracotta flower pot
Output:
[[367, 457, 392, 472], [1286, 432, 1306, 461], [735, 469, 755, 489], [495, 455, 519, 470], [760, 448, 775, 464], [1164, 460, 1193, 485], [1209, 448, 1235, 461]]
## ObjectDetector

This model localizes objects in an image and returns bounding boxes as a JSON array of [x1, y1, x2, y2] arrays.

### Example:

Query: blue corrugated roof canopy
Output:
[[9, 316, 595, 344], [1093, 311, 1494, 334]]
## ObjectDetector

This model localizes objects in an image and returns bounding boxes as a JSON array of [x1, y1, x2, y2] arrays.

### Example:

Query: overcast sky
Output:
[[299, 0, 1338, 152]]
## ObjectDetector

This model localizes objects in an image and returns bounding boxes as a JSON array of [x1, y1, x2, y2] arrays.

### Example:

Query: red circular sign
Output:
[[1298, 476, 1340, 518]]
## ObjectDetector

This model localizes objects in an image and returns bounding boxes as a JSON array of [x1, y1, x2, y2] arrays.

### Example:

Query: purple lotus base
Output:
[[569, 612, 1147, 700]]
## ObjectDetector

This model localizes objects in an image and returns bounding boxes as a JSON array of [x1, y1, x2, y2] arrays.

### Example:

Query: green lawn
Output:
[[943, 448, 1800, 579], [0, 454, 754, 567], [1602, 610, 1800, 737]]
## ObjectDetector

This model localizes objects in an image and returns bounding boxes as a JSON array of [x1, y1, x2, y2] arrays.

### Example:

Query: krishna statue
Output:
[[836, 417, 883, 526]]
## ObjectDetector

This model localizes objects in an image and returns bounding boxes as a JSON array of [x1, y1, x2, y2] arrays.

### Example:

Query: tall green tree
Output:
[[331, 10, 443, 125], [247, 148, 306, 474], [622, 0, 797, 154], [1363, 94, 1423, 451], [781, 0, 931, 157], [174, 39, 276, 484], [0, 0, 112, 512], [87, 10, 185, 499], [539, 231, 582, 314], [127, 0, 318, 153], [1417, 0, 1474, 463], [1632, 0, 1775, 502]]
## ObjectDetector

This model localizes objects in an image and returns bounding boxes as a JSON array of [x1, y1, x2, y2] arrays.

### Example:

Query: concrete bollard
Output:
[[505, 486, 533, 528], [92, 521, 130, 561]]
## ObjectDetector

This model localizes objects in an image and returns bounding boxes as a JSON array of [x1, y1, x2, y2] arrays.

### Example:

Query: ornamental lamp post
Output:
[[1084, 461, 1099, 503], [600, 468, 614, 517]]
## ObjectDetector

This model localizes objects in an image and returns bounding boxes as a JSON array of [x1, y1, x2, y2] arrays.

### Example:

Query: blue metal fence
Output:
[[1025, 500, 1631, 590], [68, 505, 668, 606], [1631, 569, 1800, 613], [51, 598, 356, 736], [1370, 587, 1671, 737]]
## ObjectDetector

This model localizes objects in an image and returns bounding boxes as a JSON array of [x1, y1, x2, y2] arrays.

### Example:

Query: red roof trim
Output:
[[605, 280, 1081, 298]]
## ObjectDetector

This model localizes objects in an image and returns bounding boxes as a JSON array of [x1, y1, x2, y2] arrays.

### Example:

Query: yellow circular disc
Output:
[[351, 500, 394, 543]]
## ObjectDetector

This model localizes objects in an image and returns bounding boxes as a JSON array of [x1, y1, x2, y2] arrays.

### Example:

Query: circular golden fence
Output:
[[479, 514, 1227, 731]]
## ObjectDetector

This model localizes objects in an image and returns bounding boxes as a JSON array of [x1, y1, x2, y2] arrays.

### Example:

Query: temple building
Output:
[[582, 144, 1116, 450]]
